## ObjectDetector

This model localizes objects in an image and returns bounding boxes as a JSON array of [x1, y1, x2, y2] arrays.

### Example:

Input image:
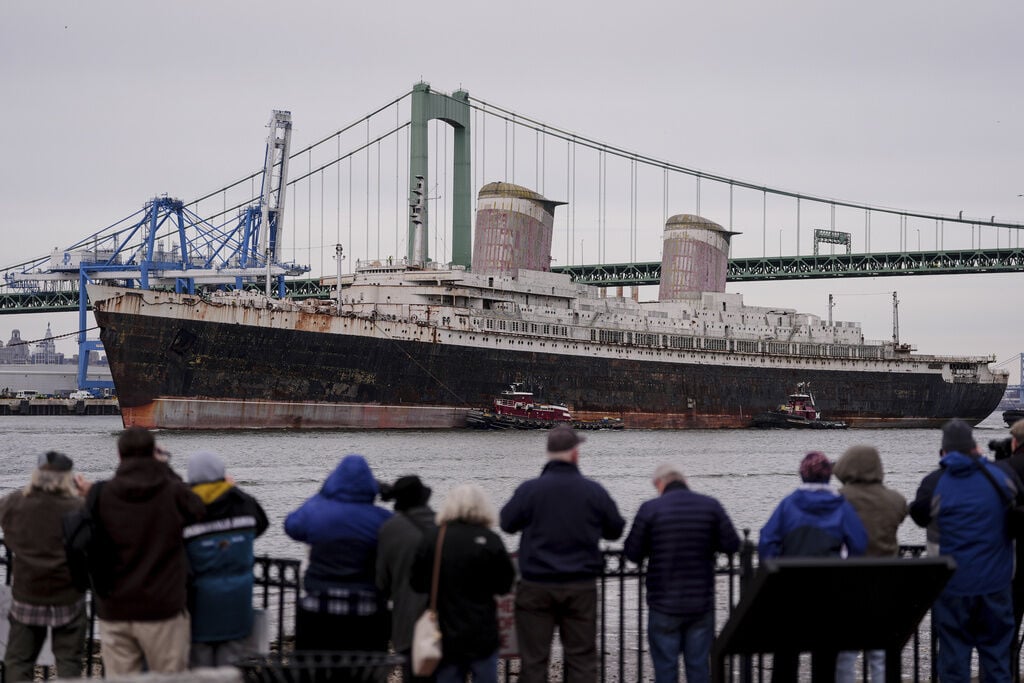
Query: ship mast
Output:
[[892, 291, 900, 345]]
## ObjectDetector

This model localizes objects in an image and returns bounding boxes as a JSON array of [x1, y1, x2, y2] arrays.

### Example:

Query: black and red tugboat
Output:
[[751, 383, 848, 430], [465, 384, 623, 430]]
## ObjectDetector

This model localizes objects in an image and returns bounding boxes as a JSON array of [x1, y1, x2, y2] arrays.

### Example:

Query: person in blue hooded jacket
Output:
[[910, 419, 1016, 683], [285, 454, 393, 654], [759, 451, 867, 560], [758, 451, 867, 681]]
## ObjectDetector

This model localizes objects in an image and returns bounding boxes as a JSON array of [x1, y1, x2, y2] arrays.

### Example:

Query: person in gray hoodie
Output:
[[376, 475, 437, 682], [833, 444, 908, 683]]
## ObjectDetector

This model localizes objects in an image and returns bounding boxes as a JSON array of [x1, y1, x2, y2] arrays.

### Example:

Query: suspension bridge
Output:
[[0, 82, 1022, 390]]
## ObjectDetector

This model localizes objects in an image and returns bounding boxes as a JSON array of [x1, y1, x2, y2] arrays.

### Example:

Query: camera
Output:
[[989, 437, 1013, 461], [377, 480, 395, 501]]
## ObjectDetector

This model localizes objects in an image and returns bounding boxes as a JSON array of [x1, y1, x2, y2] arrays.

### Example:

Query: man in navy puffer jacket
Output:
[[624, 464, 739, 683]]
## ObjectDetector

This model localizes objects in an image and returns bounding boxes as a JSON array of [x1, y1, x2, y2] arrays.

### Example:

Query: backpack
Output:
[[62, 481, 114, 596]]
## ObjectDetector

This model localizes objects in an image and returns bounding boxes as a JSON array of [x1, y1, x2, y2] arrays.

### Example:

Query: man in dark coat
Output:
[[376, 475, 437, 682], [500, 425, 625, 683], [624, 464, 739, 683], [184, 450, 269, 667], [91, 427, 206, 676], [0, 451, 86, 681]]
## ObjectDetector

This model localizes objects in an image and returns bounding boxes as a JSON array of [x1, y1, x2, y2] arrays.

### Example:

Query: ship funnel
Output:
[[473, 182, 565, 276], [658, 214, 738, 300]]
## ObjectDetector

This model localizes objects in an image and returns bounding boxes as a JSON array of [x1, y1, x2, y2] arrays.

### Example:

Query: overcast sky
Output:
[[1, 1, 1021, 383]]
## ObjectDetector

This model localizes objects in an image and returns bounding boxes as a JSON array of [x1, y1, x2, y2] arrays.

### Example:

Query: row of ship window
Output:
[[470, 319, 885, 359]]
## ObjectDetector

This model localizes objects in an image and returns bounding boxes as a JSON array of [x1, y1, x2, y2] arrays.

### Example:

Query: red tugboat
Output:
[[466, 384, 623, 430], [751, 383, 848, 429]]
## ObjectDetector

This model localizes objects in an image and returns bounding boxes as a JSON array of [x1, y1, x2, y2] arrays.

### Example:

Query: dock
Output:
[[0, 397, 120, 416]]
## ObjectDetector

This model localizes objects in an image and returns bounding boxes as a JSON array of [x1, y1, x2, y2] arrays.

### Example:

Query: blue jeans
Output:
[[835, 649, 885, 682], [647, 608, 713, 683], [933, 587, 1014, 683], [435, 651, 498, 683]]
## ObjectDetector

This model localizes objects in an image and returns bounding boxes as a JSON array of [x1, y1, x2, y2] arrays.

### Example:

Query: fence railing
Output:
[[0, 539, 944, 681]]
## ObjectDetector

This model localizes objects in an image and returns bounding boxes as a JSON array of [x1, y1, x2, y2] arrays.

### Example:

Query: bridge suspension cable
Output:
[[466, 95, 1024, 232]]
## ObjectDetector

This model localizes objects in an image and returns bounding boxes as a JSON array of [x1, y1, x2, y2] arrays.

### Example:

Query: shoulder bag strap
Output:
[[430, 524, 447, 612], [977, 461, 1012, 508]]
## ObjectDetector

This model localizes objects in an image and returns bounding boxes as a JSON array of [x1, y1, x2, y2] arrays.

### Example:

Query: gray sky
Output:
[[2, 1, 1022, 383]]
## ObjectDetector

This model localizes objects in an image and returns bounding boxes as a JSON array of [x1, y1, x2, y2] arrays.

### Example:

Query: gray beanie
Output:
[[187, 451, 226, 484], [941, 418, 977, 454]]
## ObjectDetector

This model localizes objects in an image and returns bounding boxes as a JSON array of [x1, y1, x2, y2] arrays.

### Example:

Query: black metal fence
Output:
[[0, 540, 944, 681]]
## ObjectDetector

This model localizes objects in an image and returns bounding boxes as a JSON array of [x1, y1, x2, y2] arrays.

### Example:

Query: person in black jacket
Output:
[[624, 464, 739, 683], [90, 426, 206, 676], [184, 451, 269, 668], [412, 484, 515, 683], [500, 425, 625, 683], [376, 475, 437, 682]]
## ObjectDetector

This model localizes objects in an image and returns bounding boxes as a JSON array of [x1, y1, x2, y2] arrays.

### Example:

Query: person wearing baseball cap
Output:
[[500, 425, 624, 683], [0, 452, 87, 681]]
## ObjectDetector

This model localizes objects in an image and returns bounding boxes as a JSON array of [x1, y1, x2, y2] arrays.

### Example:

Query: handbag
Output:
[[412, 524, 447, 676]]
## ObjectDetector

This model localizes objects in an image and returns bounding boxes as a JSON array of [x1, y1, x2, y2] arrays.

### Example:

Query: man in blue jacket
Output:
[[624, 464, 739, 683], [910, 418, 1016, 682], [500, 425, 625, 683]]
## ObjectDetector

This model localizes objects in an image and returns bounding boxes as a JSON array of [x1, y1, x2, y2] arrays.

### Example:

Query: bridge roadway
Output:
[[1, 247, 1022, 314]]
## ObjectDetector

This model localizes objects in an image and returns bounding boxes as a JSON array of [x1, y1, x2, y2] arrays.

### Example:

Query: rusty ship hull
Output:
[[89, 282, 1006, 431]]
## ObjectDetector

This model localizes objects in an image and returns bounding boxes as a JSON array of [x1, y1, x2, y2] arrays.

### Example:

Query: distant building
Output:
[[0, 330, 32, 364], [1, 324, 65, 365]]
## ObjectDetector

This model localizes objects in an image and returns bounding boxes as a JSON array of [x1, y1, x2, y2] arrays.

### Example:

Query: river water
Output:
[[0, 412, 1013, 561]]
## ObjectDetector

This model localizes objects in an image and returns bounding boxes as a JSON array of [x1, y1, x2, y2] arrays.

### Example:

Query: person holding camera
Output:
[[991, 420, 1024, 673], [910, 419, 1017, 682]]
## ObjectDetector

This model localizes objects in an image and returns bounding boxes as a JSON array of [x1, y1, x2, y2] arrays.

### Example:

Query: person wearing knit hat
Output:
[[183, 451, 269, 668], [376, 475, 437, 682], [799, 451, 833, 483], [909, 418, 1016, 682], [0, 452, 87, 680], [759, 452, 866, 680]]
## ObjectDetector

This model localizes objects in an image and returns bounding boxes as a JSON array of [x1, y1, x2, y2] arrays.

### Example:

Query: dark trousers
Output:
[[514, 579, 597, 683], [3, 610, 87, 682]]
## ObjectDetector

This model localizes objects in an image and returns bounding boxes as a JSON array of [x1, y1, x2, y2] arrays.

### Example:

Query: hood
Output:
[[940, 450, 984, 477], [790, 485, 846, 514], [833, 445, 884, 485], [321, 454, 379, 503]]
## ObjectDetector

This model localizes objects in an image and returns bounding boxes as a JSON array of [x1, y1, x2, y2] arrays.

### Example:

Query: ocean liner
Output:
[[89, 182, 1006, 430]]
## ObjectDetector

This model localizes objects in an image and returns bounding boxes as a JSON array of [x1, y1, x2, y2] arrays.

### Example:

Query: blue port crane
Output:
[[3, 110, 309, 391]]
